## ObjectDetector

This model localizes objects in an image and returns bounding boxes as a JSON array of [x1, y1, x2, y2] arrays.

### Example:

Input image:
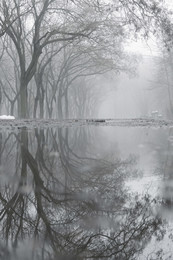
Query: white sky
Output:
[[165, 0, 173, 9], [125, 38, 161, 56]]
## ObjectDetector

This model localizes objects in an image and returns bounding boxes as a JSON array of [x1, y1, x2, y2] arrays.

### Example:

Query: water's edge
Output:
[[0, 118, 172, 129]]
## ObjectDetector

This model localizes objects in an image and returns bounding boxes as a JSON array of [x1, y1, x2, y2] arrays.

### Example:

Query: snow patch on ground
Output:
[[0, 115, 15, 119]]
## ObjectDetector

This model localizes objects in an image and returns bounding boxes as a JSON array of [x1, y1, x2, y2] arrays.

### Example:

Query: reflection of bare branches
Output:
[[0, 128, 166, 260]]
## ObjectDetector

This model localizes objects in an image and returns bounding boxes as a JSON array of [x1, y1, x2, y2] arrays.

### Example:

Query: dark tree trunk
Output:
[[40, 97, 44, 118], [33, 95, 39, 118], [64, 90, 69, 119], [58, 95, 63, 119], [20, 83, 28, 118]]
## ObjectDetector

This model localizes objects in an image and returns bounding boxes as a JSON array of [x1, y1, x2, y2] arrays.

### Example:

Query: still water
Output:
[[0, 125, 173, 260]]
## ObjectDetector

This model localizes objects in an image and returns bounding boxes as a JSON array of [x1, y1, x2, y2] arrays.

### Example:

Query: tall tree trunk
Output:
[[58, 97, 63, 119], [57, 88, 63, 119], [20, 80, 28, 118], [64, 89, 69, 119], [40, 97, 44, 118], [10, 101, 15, 116], [33, 95, 39, 118]]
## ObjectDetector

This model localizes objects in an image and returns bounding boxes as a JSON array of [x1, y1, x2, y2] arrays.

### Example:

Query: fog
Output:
[[98, 55, 164, 119]]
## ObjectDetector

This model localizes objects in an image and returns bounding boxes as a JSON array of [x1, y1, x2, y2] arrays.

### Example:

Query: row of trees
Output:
[[0, 0, 171, 118]]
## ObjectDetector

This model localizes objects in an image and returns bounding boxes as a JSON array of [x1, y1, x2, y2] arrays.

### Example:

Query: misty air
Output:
[[0, 0, 173, 259]]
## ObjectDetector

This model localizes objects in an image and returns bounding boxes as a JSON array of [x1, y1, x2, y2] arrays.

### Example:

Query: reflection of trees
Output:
[[0, 128, 165, 260], [148, 128, 173, 209], [156, 128, 173, 213]]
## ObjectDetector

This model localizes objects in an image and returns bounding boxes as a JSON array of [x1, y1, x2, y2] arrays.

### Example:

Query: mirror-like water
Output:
[[0, 125, 173, 260]]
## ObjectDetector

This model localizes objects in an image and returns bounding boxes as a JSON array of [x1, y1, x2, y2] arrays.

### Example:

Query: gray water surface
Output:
[[0, 125, 173, 260]]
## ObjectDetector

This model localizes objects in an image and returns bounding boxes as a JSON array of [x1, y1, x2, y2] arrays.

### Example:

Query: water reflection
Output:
[[0, 127, 169, 259]]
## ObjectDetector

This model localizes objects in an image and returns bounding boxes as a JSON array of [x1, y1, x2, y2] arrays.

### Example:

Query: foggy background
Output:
[[99, 54, 168, 119]]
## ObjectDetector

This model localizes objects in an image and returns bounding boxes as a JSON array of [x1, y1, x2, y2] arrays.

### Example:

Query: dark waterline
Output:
[[0, 125, 172, 260]]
